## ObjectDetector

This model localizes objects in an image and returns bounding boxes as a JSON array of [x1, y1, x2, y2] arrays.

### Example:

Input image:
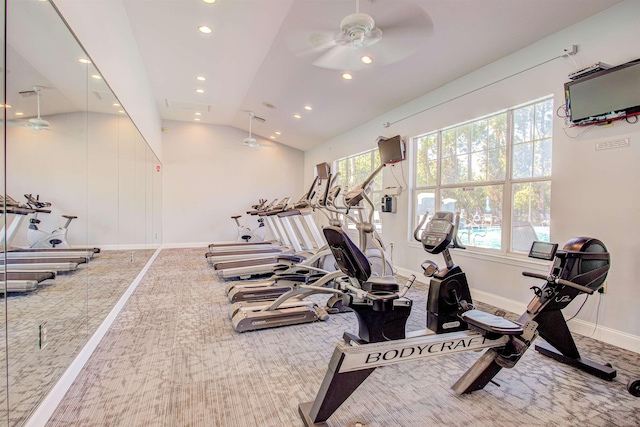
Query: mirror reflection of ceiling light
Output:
[[360, 55, 373, 64], [118, 110, 125, 114], [15, 112, 24, 116], [270, 136, 276, 139], [195, 118, 201, 121], [78, 58, 92, 64], [275, 131, 281, 135], [91, 74, 102, 79], [113, 103, 120, 106], [341, 72, 353, 80], [198, 25, 212, 34], [195, 112, 202, 116]]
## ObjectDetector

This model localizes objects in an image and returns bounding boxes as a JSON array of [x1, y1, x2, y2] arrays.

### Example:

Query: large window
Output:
[[334, 148, 382, 232], [412, 97, 552, 253]]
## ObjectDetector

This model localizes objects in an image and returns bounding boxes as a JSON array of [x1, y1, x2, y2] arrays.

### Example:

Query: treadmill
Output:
[[0, 270, 56, 293], [1, 196, 98, 260]]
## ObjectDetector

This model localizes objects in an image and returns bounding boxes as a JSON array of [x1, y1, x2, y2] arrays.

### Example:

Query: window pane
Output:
[[456, 124, 470, 155], [336, 159, 347, 190], [471, 120, 488, 152], [512, 142, 533, 179], [372, 151, 382, 191], [534, 99, 553, 139], [471, 151, 487, 182], [533, 138, 552, 177], [488, 114, 507, 149], [511, 181, 551, 252], [441, 185, 503, 250], [415, 134, 437, 187], [415, 137, 429, 187], [442, 129, 456, 157], [414, 190, 435, 236], [441, 156, 456, 185], [456, 154, 469, 183], [513, 105, 533, 143], [487, 147, 506, 181]]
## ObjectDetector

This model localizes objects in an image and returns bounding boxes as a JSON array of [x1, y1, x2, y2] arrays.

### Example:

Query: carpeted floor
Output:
[[46, 248, 640, 426], [0, 249, 156, 427]]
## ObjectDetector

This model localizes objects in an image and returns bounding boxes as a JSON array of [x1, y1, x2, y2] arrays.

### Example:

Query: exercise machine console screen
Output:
[[528, 241, 558, 261]]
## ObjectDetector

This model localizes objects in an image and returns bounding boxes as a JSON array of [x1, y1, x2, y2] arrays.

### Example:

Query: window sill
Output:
[[406, 241, 550, 271]]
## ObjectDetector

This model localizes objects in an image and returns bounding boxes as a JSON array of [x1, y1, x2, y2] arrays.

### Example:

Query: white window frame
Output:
[[409, 96, 553, 255]]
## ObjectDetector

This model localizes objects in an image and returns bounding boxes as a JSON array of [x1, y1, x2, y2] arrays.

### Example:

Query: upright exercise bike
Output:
[[24, 194, 77, 249], [231, 199, 267, 243]]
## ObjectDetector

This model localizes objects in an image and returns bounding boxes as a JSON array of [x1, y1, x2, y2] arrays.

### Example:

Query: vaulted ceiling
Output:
[[5, 0, 622, 151]]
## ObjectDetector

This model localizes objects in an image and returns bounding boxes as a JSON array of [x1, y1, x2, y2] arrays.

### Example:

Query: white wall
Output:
[[161, 120, 305, 245], [304, 0, 640, 351], [54, 0, 163, 161]]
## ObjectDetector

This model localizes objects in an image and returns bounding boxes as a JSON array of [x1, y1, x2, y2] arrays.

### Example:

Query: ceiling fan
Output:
[[243, 112, 259, 148], [286, 0, 433, 71], [11, 86, 51, 130]]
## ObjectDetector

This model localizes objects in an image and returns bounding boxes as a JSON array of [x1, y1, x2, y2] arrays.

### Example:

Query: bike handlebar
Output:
[[522, 271, 594, 295]]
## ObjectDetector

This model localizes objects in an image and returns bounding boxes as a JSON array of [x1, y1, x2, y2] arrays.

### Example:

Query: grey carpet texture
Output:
[[1, 249, 156, 426], [41, 248, 640, 426]]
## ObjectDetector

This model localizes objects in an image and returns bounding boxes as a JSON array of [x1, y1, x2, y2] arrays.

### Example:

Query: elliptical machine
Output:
[[24, 194, 77, 249]]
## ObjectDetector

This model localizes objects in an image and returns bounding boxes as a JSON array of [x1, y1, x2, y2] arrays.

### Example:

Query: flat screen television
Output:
[[565, 58, 640, 126], [377, 135, 405, 164], [315, 162, 330, 179]]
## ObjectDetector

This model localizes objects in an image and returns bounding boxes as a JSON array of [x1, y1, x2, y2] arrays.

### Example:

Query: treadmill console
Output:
[[421, 212, 455, 254]]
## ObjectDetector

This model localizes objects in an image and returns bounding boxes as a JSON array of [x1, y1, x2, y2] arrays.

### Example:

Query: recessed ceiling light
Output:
[[275, 131, 281, 135], [198, 25, 212, 34], [195, 89, 205, 94], [113, 103, 120, 107], [304, 105, 312, 111], [196, 76, 206, 81], [360, 55, 373, 65], [195, 112, 202, 116], [118, 110, 125, 114], [270, 136, 276, 140], [91, 74, 102, 79], [341, 72, 353, 80], [201, 0, 216, 3], [293, 114, 302, 119], [195, 118, 201, 121], [78, 58, 91, 64], [1, 104, 11, 108], [15, 112, 24, 116]]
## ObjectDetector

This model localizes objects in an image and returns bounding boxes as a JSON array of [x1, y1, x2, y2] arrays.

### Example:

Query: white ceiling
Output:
[[5, 0, 622, 151]]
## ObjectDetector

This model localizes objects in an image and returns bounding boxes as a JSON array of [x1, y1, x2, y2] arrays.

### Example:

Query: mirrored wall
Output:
[[1, 0, 162, 424]]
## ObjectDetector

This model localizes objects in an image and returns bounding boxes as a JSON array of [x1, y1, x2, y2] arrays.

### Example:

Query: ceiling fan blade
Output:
[[285, 29, 341, 60], [312, 44, 366, 71]]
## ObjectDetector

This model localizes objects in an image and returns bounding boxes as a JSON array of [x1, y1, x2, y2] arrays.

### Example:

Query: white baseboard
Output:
[[395, 267, 640, 354], [161, 241, 210, 249], [96, 244, 160, 251], [25, 247, 163, 427]]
